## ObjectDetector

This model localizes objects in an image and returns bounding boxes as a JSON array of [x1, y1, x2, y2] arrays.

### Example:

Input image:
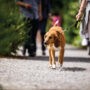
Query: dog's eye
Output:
[[49, 36, 52, 39]]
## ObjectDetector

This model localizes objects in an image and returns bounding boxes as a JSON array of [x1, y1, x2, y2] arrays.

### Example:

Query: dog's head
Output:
[[44, 30, 59, 47], [44, 31, 54, 46]]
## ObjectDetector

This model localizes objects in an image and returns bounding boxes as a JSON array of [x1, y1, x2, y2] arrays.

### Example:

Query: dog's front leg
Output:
[[49, 48, 52, 68], [50, 47, 56, 69], [58, 47, 64, 68]]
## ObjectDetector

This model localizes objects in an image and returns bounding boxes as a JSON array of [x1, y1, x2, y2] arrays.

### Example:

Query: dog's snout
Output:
[[44, 42, 48, 45]]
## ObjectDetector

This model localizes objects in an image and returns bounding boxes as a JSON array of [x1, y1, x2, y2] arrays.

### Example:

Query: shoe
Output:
[[81, 38, 88, 46], [42, 51, 46, 55], [22, 48, 26, 56], [29, 52, 36, 57], [88, 41, 90, 46]]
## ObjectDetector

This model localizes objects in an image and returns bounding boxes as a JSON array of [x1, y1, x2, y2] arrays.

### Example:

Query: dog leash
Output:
[[54, 19, 80, 32], [63, 20, 80, 32]]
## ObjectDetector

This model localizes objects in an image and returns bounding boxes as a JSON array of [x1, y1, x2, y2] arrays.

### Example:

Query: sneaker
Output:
[[81, 38, 88, 46]]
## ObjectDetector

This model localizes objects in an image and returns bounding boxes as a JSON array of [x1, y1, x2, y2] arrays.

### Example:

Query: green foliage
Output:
[[0, 0, 25, 56], [63, 1, 81, 46], [50, 0, 81, 46]]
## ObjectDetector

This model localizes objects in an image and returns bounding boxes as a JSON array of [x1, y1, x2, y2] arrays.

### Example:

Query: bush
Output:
[[0, 0, 25, 56]]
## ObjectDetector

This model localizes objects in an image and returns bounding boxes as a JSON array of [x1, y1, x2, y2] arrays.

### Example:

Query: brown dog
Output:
[[44, 25, 65, 69]]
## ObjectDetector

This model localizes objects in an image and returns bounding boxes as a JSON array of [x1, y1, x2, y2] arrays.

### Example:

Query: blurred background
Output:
[[0, 0, 81, 56]]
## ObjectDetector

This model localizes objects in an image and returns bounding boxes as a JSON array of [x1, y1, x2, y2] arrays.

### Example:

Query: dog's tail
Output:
[[54, 20, 59, 26]]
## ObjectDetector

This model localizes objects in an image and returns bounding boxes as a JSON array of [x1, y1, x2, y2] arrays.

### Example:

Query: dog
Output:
[[44, 25, 65, 69]]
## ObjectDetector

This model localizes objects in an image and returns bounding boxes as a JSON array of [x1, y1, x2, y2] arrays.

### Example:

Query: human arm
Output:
[[38, 0, 42, 21], [76, 0, 87, 20], [16, 1, 32, 9]]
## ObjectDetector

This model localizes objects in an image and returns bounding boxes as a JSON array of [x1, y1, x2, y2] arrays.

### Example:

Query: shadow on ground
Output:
[[1, 55, 90, 63], [0, 84, 4, 90], [63, 67, 86, 72]]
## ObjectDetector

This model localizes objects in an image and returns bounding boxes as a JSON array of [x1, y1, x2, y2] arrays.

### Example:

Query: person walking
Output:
[[16, 0, 42, 57], [39, 0, 51, 55], [76, 0, 90, 47], [50, 12, 62, 27]]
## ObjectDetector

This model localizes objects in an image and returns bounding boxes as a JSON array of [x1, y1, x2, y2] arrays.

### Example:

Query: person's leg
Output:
[[28, 19, 39, 56], [41, 32, 46, 54], [39, 19, 47, 55], [86, 12, 90, 46], [22, 18, 31, 56], [87, 13, 90, 55], [88, 13, 90, 45]]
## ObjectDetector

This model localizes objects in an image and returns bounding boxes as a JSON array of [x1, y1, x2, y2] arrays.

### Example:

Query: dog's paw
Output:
[[48, 64, 52, 68], [52, 64, 56, 69]]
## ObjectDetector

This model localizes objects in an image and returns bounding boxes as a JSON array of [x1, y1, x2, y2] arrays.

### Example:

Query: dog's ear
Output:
[[56, 30, 63, 41], [54, 31, 60, 47], [44, 33, 47, 39], [56, 31, 61, 38]]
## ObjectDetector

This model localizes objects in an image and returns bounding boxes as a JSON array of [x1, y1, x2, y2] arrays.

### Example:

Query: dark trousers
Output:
[[39, 19, 47, 51], [23, 18, 39, 55]]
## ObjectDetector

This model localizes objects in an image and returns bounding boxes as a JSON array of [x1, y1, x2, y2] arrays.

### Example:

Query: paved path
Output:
[[0, 44, 90, 90], [0, 58, 90, 90], [17, 44, 90, 58]]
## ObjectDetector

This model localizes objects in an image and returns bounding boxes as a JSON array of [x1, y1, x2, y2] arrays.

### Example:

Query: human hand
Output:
[[76, 11, 83, 21], [24, 3, 32, 9]]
